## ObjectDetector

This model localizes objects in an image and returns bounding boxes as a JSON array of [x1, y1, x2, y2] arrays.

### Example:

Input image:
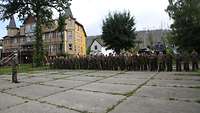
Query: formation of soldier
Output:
[[51, 50, 199, 72]]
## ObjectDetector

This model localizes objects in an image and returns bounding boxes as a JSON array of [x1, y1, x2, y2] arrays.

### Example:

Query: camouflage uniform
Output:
[[158, 53, 164, 71], [12, 58, 18, 83], [183, 52, 190, 71], [191, 50, 199, 71], [166, 53, 173, 71], [175, 54, 182, 71], [149, 53, 155, 71]]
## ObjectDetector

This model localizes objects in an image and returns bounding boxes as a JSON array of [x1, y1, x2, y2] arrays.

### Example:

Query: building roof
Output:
[[87, 35, 104, 49], [64, 7, 74, 18], [7, 15, 17, 28], [87, 29, 170, 49], [136, 29, 169, 42]]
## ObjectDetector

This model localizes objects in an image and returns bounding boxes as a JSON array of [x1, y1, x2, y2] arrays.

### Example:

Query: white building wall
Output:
[[90, 40, 114, 56], [101, 47, 114, 56], [90, 40, 102, 55]]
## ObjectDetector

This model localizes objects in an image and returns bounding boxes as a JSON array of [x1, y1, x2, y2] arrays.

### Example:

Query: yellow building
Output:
[[2, 7, 87, 63]]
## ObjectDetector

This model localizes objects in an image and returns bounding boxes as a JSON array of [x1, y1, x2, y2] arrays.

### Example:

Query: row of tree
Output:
[[0, 0, 200, 67]]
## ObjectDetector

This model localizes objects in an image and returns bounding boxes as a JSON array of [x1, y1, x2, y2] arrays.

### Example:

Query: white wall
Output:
[[101, 47, 114, 56], [90, 40, 102, 55], [90, 40, 114, 56]]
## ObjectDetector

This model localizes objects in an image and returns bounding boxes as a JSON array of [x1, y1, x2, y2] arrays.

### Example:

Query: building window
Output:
[[95, 45, 98, 50], [67, 31, 73, 41], [42, 34, 45, 40], [69, 44, 72, 50], [57, 32, 61, 38], [27, 37, 31, 42], [68, 19, 73, 27], [20, 38, 23, 43], [30, 23, 36, 32], [13, 38, 17, 44], [25, 24, 30, 33]]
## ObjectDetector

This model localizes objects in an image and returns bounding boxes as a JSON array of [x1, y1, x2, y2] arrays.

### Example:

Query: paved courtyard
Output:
[[0, 70, 200, 113]]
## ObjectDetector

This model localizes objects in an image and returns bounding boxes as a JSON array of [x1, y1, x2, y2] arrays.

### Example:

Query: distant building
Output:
[[2, 7, 87, 63], [87, 30, 169, 54], [135, 30, 169, 49], [87, 35, 114, 56]]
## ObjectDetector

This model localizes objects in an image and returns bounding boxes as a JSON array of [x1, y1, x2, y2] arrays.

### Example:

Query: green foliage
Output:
[[0, 0, 72, 67], [86, 47, 91, 55], [0, 64, 48, 75], [163, 32, 175, 46], [33, 18, 44, 67], [58, 15, 66, 55], [166, 0, 200, 52], [102, 11, 136, 54]]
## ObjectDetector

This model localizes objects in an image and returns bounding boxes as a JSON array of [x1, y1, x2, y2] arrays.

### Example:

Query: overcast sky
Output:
[[0, 0, 172, 39]]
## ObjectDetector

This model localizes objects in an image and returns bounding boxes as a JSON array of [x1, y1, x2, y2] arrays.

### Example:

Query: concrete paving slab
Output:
[[41, 90, 125, 113], [0, 75, 11, 78], [40, 74, 74, 79], [66, 76, 103, 82], [1, 75, 29, 81], [20, 76, 53, 83], [109, 96, 200, 113], [5, 84, 64, 100], [124, 71, 155, 75], [0, 79, 28, 91], [0, 101, 79, 113], [114, 73, 155, 79], [98, 77, 146, 85], [62, 71, 88, 75], [0, 93, 26, 111], [135, 86, 200, 101], [147, 79, 200, 87], [82, 71, 119, 77], [25, 73, 48, 77], [155, 72, 200, 81], [76, 82, 138, 95], [41, 79, 88, 89]]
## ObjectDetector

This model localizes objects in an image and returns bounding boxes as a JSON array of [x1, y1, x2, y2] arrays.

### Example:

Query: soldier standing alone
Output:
[[12, 54, 19, 83]]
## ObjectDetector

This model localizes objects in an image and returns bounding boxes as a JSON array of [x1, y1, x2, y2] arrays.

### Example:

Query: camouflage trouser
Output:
[[184, 63, 189, 71], [158, 63, 164, 71], [166, 62, 172, 72], [192, 62, 199, 71], [12, 70, 18, 83], [176, 61, 181, 71]]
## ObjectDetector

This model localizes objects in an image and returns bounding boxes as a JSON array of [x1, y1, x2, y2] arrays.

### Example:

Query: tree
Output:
[[166, 0, 200, 52], [0, 0, 72, 67], [163, 32, 176, 47], [57, 14, 66, 56], [102, 11, 136, 54]]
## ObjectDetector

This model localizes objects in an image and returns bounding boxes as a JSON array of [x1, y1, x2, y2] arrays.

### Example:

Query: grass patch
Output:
[[106, 99, 124, 113], [0, 64, 49, 75]]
